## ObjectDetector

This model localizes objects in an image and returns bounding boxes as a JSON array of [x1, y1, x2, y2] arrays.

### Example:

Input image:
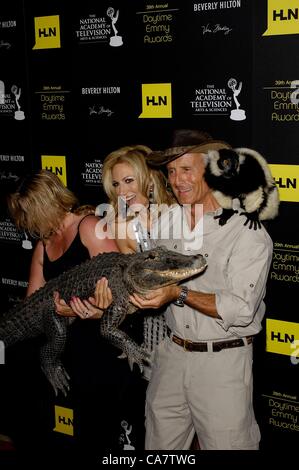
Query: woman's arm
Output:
[[112, 218, 137, 254], [79, 215, 119, 256], [26, 241, 46, 297], [55, 215, 117, 318]]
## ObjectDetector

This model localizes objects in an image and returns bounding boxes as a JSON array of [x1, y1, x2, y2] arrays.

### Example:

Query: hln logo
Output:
[[41, 155, 67, 186], [39, 26, 56, 38], [266, 319, 299, 356], [271, 331, 294, 343], [275, 177, 296, 189], [33, 15, 61, 49], [263, 0, 299, 36], [273, 9, 298, 21], [146, 95, 167, 106], [139, 83, 172, 118], [53, 405, 74, 436], [269, 164, 299, 202]]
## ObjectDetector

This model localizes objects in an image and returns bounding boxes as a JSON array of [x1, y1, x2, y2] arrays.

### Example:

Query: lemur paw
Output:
[[240, 211, 262, 230], [214, 208, 238, 226]]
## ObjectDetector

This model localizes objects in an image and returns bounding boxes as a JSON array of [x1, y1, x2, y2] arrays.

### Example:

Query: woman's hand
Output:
[[54, 289, 103, 319], [54, 291, 77, 317], [90, 277, 112, 311], [70, 278, 112, 319], [69, 295, 104, 320], [54, 278, 112, 320]]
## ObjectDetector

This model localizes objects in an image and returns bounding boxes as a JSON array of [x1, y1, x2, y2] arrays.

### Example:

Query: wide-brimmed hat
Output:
[[147, 129, 231, 167]]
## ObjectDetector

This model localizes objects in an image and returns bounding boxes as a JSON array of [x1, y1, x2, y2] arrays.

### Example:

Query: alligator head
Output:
[[124, 246, 207, 295]]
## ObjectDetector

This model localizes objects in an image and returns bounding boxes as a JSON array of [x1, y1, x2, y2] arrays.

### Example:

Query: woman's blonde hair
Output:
[[102, 145, 174, 214], [7, 170, 84, 239]]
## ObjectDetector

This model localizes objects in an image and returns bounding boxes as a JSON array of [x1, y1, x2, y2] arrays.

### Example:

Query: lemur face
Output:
[[217, 149, 240, 178]]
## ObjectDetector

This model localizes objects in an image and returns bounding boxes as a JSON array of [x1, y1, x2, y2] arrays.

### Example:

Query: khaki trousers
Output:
[[145, 337, 260, 450]]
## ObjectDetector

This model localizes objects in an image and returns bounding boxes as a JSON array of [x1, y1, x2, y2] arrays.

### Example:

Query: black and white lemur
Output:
[[203, 147, 280, 229]]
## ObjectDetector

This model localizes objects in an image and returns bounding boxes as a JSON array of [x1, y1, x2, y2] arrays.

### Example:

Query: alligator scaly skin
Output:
[[0, 247, 207, 395]]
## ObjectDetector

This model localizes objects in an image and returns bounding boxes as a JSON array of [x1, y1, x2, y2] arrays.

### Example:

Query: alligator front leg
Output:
[[100, 324, 150, 373]]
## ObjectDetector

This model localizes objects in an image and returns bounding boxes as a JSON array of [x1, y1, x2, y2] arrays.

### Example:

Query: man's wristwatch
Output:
[[173, 285, 189, 307]]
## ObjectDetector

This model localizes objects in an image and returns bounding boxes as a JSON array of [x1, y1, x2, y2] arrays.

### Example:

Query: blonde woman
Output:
[[6, 170, 137, 458], [8, 169, 116, 310], [101, 144, 174, 254], [101, 145, 175, 380]]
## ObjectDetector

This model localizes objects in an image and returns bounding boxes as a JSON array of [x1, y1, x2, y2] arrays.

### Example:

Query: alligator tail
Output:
[[0, 297, 45, 346]]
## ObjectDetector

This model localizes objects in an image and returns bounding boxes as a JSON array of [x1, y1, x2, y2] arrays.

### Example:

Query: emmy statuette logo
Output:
[[107, 7, 123, 47], [120, 420, 135, 450], [22, 231, 32, 250], [11, 85, 25, 120], [228, 78, 246, 121], [0, 80, 4, 104]]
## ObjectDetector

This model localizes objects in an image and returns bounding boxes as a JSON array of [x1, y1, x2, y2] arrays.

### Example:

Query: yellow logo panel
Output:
[[53, 405, 74, 436], [33, 15, 61, 49], [269, 164, 299, 202], [41, 155, 67, 186], [139, 83, 172, 118], [263, 0, 299, 36], [266, 319, 299, 356]]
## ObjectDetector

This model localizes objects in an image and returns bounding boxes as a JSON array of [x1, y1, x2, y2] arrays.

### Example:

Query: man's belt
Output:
[[167, 327, 253, 352]]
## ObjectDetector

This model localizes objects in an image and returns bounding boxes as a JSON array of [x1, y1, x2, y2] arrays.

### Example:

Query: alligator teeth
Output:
[[159, 266, 206, 279]]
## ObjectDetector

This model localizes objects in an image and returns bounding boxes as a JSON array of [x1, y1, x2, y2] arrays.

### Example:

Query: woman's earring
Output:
[[166, 181, 174, 194]]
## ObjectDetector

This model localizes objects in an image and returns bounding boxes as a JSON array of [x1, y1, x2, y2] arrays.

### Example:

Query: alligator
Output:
[[0, 246, 207, 396]]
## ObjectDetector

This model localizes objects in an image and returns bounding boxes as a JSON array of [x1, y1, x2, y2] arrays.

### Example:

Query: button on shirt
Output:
[[153, 204, 273, 342]]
